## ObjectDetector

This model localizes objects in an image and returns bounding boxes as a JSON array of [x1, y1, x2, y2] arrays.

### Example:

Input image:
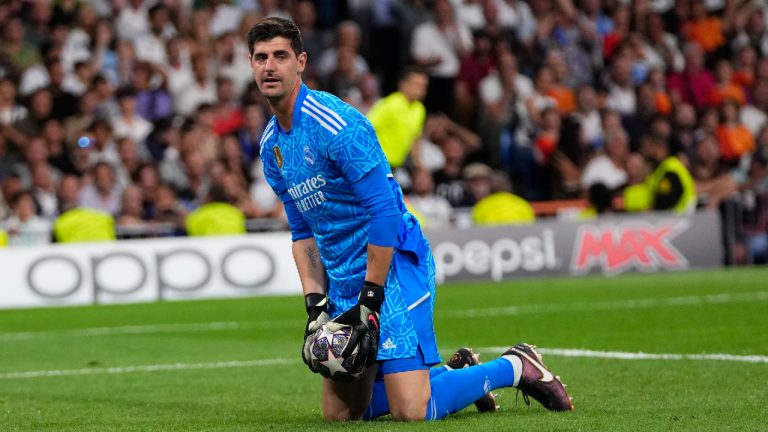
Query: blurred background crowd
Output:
[[0, 0, 766, 265]]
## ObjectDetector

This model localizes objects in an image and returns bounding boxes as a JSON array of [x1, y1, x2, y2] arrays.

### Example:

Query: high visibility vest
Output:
[[367, 92, 426, 167], [54, 208, 116, 243], [646, 156, 697, 214], [186, 202, 246, 236], [472, 192, 535, 226], [623, 183, 652, 212], [0, 229, 8, 247]]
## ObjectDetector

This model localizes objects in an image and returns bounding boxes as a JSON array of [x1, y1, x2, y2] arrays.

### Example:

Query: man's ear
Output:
[[297, 52, 307, 74]]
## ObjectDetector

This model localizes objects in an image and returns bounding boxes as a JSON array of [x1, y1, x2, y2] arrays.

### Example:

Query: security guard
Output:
[[639, 134, 697, 214], [185, 185, 246, 236]]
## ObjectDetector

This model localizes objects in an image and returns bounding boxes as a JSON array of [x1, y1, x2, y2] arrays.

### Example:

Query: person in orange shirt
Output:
[[648, 68, 672, 116], [709, 60, 746, 107], [732, 45, 757, 89], [716, 99, 755, 161], [683, 2, 724, 53]]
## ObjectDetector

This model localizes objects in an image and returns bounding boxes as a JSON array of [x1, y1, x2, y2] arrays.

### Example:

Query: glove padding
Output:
[[331, 281, 384, 372], [302, 293, 330, 372]]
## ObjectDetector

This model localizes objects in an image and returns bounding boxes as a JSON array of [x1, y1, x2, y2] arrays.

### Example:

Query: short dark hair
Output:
[[398, 65, 427, 83], [246, 17, 303, 57]]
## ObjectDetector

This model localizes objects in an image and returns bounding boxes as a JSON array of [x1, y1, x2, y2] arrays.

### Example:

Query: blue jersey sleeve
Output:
[[350, 162, 401, 247], [327, 118, 388, 183]]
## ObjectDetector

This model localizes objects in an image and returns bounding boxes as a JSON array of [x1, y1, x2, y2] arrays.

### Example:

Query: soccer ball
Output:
[[309, 323, 365, 382]]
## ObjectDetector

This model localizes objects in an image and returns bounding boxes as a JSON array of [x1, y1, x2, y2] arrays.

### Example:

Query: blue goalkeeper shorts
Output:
[[328, 225, 441, 367]]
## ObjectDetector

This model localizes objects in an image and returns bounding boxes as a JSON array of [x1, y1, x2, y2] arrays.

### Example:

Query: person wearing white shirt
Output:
[[172, 53, 217, 117], [581, 128, 630, 191], [3, 190, 52, 246], [111, 87, 153, 148], [411, 0, 473, 113]]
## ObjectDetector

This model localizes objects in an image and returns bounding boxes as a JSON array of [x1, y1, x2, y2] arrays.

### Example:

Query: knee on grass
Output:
[[389, 396, 428, 422]]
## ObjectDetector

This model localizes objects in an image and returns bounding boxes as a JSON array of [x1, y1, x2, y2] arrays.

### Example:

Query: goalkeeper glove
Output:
[[331, 281, 384, 371], [302, 293, 330, 372]]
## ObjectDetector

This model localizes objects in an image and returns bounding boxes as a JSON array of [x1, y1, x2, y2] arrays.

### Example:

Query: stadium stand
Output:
[[0, 0, 766, 265]]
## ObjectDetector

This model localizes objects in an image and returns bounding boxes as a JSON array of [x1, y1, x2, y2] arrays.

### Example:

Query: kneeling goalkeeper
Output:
[[248, 17, 573, 421]]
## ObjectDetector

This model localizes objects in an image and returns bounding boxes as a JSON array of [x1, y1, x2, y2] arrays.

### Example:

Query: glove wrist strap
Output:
[[305, 293, 327, 314], [359, 281, 384, 313]]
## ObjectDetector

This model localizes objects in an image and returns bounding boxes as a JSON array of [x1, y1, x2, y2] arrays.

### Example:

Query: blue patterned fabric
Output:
[[261, 84, 440, 364]]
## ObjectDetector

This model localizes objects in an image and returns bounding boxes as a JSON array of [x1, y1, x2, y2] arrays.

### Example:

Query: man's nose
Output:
[[265, 56, 277, 71]]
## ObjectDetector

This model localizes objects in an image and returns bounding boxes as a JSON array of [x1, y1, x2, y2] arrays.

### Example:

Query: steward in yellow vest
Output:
[[185, 185, 246, 236], [54, 207, 116, 243], [367, 68, 428, 168], [640, 135, 697, 214]]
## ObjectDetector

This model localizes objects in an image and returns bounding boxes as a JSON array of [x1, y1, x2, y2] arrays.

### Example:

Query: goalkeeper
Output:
[[247, 17, 573, 421]]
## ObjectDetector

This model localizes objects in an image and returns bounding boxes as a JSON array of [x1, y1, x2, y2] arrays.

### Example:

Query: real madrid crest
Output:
[[273, 146, 283, 169]]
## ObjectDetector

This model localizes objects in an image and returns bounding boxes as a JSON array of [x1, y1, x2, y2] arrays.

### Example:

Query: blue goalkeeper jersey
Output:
[[261, 84, 404, 299], [261, 84, 440, 364]]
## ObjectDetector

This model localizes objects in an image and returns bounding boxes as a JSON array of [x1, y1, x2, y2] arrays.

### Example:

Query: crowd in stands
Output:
[[0, 0, 766, 264]]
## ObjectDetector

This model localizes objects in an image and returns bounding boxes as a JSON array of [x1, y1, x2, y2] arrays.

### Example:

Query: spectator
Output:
[[30, 164, 58, 221], [15, 87, 53, 138], [84, 118, 120, 167], [13, 136, 61, 189], [131, 62, 173, 123], [115, 0, 150, 41], [134, 3, 175, 66], [236, 103, 266, 166], [63, 89, 99, 144], [111, 86, 154, 149], [115, 185, 146, 227], [433, 135, 472, 207], [581, 128, 630, 193], [153, 183, 187, 227], [174, 53, 216, 117], [572, 85, 603, 150], [0, 76, 29, 151], [682, 1, 726, 55], [741, 79, 768, 136], [214, 32, 254, 99], [316, 21, 369, 88], [3, 190, 51, 246], [163, 36, 194, 104], [708, 59, 746, 108], [667, 42, 716, 110], [406, 167, 453, 229], [79, 161, 122, 216], [716, 99, 755, 163], [411, 0, 472, 114], [211, 76, 244, 137], [454, 30, 495, 126], [115, 136, 142, 188], [691, 132, 738, 209], [1, 17, 42, 73]]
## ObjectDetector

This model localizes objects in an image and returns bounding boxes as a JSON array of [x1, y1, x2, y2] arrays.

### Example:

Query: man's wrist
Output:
[[305, 293, 326, 314], [359, 281, 384, 312]]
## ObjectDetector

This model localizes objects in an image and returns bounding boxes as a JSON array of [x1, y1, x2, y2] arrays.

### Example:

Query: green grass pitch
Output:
[[1, 268, 767, 431]]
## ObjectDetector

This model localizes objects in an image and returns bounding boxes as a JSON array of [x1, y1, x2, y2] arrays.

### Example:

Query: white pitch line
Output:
[[480, 347, 768, 364], [0, 320, 302, 341], [0, 358, 298, 380], [3, 347, 766, 381], [445, 291, 768, 318]]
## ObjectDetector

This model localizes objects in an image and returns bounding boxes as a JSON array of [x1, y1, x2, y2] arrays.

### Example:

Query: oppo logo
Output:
[[25, 246, 276, 300]]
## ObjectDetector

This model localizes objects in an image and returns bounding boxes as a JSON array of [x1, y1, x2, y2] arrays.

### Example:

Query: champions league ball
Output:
[[310, 323, 365, 382]]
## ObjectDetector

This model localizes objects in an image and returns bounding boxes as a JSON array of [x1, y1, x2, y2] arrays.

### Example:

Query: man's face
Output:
[[250, 37, 306, 102], [400, 73, 428, 102]]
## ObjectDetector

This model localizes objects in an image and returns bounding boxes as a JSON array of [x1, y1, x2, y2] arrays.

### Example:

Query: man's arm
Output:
[[365, 244, 394, 287], [292, 237, 326, 296]]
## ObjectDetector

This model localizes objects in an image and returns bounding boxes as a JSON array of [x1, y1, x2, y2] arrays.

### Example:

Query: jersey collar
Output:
[[277, 83, 308, 136]]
